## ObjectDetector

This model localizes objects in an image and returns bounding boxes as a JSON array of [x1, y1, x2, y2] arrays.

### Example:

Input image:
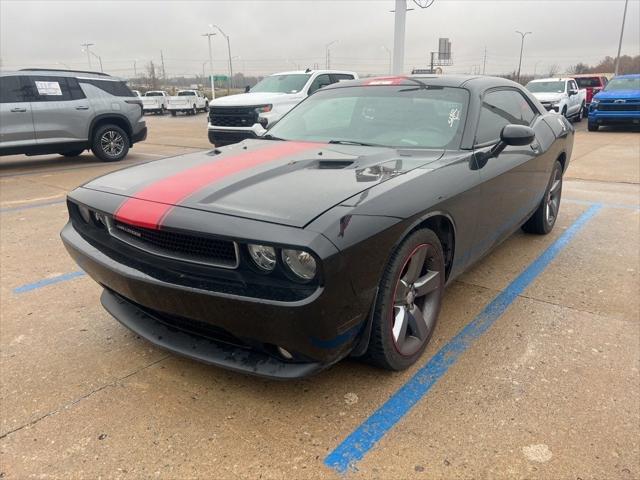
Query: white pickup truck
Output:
[[141, 90, 169, 115], [207, 69, 358, 146], [167, 90, 209, 116], [525, 77, 587, 121]]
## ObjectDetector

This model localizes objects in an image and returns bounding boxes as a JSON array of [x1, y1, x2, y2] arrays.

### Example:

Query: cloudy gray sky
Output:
[[1, 0, 638, 78]]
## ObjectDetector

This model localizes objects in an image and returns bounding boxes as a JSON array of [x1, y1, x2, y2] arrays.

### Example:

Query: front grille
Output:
[[598, 102, 640, 112], [108, 219, 239, 269], [210, 106, 258, 127]]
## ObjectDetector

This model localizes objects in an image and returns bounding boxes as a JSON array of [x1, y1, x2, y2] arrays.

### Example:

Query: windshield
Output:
[[251, 74, 311, 94], [268, 85, 469, 149], [605, 77, 640, 91], [145, 91, 164, 96], [575, 77, 602, 88], [178, 91, 196, 96], [526, 81, 565, 93]]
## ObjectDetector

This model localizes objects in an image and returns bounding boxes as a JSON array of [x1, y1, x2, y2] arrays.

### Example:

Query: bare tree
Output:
[[147, 61, 158, 90], [547, 64, 560, 77], [568, 62, 590, 74]]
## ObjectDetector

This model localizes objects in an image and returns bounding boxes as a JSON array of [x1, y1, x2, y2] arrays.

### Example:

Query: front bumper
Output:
[[588, 110, 640, 126], [60, 220, 366, 379]]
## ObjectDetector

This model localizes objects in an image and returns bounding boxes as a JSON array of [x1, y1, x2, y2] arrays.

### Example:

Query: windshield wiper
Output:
[[328, 139, 387, 148]]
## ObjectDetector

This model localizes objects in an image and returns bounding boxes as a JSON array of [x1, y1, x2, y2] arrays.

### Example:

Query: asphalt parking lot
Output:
[[1, 114, 638, 479]]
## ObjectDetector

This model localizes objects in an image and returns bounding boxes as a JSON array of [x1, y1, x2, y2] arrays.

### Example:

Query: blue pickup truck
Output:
[[588, 74, 640, 131]]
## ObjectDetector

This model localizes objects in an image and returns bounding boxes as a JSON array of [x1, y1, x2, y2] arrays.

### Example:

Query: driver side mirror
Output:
[[569, 89, 578, 96], [491, 124, 536, 157], [245, 85, 251, 93]]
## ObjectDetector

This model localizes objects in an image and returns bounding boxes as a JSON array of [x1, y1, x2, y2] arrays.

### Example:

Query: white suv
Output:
[[207, 69, 358, 146]]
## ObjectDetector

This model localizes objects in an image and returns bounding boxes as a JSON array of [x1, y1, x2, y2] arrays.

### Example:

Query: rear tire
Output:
[[61, 149, 84, 157], [204, 102, 209, 113], [588, 121, 599, 132], [522, 160, 563, 235], [91, 124, 129, 162], [171, 111, 177, 117], [364, 229, 445, 371]]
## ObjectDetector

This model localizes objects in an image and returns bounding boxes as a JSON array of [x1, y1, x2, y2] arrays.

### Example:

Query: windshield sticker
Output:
[[448, 108, 460, 128], [35, 81, 62, 96]]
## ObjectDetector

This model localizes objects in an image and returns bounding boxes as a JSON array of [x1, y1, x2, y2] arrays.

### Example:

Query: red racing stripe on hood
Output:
[[114, 141, 319, 229]]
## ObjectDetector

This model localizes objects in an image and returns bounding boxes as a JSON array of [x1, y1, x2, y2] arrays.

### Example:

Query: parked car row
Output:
[[524, 74, 639, 131], [137, 89, 209, 116]]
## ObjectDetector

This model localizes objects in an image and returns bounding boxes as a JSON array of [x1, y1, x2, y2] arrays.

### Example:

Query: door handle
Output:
[[75, 106, 90, 110], [10, 107, 27, 113]]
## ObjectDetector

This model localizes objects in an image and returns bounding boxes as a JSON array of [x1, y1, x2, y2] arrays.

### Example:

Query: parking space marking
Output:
[[0, 198, 66, 213], [324, 203, 603, 474], [565, 198, 639, 211], [13, 270, 85, 294]]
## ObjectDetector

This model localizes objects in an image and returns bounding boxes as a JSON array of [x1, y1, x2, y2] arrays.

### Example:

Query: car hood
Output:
[[531, 92, 564, 103], [82, 140, 444, 228], [594, 89, 640, 101], [210, 92, 294, 107]]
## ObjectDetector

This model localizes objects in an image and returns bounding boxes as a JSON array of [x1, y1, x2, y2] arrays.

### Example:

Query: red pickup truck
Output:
[[574, 75, 609, 106]]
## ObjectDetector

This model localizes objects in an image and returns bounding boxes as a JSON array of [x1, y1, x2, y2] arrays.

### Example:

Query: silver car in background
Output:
[[0, 69, 146, 161]]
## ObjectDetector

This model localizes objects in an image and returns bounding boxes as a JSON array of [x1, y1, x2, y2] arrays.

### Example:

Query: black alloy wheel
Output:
[[365, 228, 445, 371], [522, 160, 563, 234]]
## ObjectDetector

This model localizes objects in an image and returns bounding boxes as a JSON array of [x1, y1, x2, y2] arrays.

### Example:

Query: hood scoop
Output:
[[315, 160, 354, 169]]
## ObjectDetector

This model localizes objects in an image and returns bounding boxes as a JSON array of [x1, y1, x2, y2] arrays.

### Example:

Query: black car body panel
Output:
[[61, 75, 574, 378]]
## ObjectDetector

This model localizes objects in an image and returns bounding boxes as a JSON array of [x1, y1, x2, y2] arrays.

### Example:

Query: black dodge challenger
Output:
[[61, 75, 574, 378]]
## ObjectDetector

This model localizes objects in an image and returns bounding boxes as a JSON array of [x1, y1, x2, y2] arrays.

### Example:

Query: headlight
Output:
[[78, 204, 92, 223], [255, 104, 272, 113], [282, 249, 317, 281], [247, 244, 277, 272], [591, 99, 600, 108]]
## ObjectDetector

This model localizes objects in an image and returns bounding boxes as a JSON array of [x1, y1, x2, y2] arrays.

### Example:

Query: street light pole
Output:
[[614, 0, 629, 76], [81, 42, 94, 69], [202, 31, 216, 99], [515, 30, 532, 83], [381, 46, 392, 74], [210, 24, 233, 93], [325, 40, 337, 69]]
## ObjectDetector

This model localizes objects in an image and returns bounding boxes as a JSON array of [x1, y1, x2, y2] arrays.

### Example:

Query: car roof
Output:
[[322, 74, 524, 93], [614, 73, 640, 79], [528, 77, 573, 82], [270, 70, 357, 76], [2, 68, 123, 81]]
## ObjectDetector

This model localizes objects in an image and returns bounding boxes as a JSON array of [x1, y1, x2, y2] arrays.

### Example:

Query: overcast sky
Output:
[[1, 0, 638, 78]]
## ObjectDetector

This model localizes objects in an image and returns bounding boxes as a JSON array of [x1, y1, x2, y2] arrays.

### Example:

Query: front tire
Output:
[[192, 105, 197, 115], [588, 121, 599, 132], [91, 124, 129, 162], [575, 102, 585, 122], [170, 111, 177, 117], [365, 229, 445, 371], [561, 106, 568, 118], [522, 160, 563, 235]]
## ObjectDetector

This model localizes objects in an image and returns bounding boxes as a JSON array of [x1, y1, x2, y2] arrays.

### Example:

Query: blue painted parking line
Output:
[[565, 198, 639, 211], [13, 270, 86, 294], [0, 198, 66, 213], [324, 203, 603, 474]]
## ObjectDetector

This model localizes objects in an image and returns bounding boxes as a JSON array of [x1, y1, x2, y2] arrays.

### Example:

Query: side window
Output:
[[67, 77, 87, 100], [79, 79, 134, 97], [602, 77, 608, 86], [331, 74, 355, 83], [475, 90, 536, 145], [569, 80, 578, 92], [308, 74, 332, 95], [0, 76, 27, 103], [25, 76, 72, 101]]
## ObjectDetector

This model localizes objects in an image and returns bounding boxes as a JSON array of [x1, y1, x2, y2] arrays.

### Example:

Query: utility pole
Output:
[[515, 30, 532, 83], [482, 47, 487, 75], [160, 50, 167, 85], [202, 31, 216, 99], [614, 0, 629, 76], [210, 24, 233, 93], [381, 46, 392, 74], [325, 40, 337, 69], [391, 0, 435, 75], [133, 60, 137, 78], [81, 42, 94, 69]]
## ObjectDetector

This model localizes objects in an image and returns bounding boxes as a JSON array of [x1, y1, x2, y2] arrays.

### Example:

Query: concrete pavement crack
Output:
[[0, 354, 170, 440]]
